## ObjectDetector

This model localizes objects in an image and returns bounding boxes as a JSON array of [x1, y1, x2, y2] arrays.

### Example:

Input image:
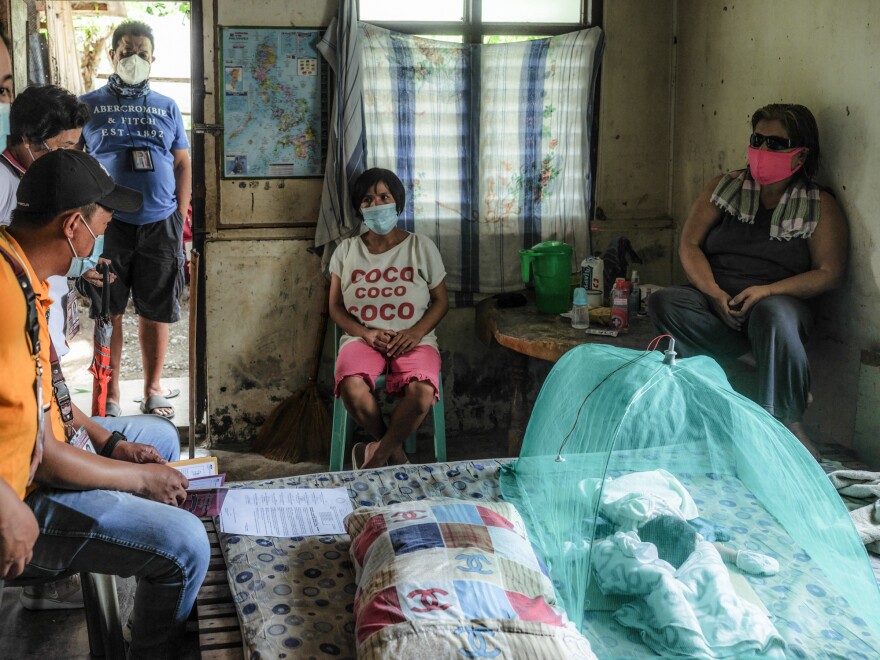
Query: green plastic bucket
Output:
[[520, 241, 573, 313]]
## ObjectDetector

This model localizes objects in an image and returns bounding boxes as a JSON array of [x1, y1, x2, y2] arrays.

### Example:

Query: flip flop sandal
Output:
[[134, 388, 180, 403], [140, 394, 176, 420], [351, 442, 366, 470], [104, 402, 121, 418]]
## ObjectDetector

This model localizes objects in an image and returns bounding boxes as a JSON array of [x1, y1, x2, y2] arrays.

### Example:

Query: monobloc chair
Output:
[[329, 325, 446, 471]]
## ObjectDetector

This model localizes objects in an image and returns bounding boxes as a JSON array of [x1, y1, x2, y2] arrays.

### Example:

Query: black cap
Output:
[[16, 149, 142, 215]]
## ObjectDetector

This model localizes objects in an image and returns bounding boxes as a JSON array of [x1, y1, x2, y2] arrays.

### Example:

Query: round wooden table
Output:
[[475, 291, 661, 454]]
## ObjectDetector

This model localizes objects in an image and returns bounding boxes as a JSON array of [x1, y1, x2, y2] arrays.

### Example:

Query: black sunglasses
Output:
[[750, 132, 794, 151]]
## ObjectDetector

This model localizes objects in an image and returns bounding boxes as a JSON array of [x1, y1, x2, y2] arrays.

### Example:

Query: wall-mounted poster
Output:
[[220, 27, 327, 178]]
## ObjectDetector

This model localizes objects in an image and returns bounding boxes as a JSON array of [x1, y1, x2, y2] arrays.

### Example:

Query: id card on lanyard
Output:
[[65, 281, 81, 341], [69, 426, 96, 454]]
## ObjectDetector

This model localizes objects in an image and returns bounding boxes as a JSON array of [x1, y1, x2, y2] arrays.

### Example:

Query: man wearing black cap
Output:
[[0, 149, 209, 658], [4, 97, 185, 611]]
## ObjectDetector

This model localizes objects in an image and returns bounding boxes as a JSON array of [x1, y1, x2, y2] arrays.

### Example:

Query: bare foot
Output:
[[785, 421, 821, 460], [360, 441, 389, 469], [361, 440, 408, 469]]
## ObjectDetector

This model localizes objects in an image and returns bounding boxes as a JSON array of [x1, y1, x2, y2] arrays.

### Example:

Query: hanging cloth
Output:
[[710, 167, 821, 240]]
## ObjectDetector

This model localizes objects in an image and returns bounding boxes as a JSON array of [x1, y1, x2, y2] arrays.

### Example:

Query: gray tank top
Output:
[[703, 204, 812, 297]]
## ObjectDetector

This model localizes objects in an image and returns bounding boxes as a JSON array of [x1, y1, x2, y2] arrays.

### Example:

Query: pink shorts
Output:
[[334, 341, 441, 402]]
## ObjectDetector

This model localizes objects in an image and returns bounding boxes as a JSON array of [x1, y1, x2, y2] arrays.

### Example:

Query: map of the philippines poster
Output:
[[221, 27, 325, 178]]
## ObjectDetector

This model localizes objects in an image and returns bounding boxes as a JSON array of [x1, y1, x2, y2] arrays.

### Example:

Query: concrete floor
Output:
[[0, 577, 200, 660]]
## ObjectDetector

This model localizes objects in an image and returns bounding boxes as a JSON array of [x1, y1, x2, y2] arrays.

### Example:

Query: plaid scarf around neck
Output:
[[710, 168, 821, 240], [106, 73, 151, 98]]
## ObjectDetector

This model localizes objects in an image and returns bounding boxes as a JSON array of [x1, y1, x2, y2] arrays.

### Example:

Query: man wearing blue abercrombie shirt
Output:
[[79, 20, 191, 420]]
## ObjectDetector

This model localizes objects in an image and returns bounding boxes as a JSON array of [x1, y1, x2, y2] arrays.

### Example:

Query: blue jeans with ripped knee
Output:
[[20, 487, 209, 658]]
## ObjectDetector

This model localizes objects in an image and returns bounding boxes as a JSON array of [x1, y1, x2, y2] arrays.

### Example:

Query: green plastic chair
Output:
[[329, 325, 447, 471]]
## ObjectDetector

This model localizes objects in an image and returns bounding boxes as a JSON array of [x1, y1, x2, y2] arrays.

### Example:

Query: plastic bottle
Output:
[[590, 256, 604, 302], [571, 287, 590, 329], [579, 257, 591, 290], [629, 270, 641, 317], [580, 255, 604, 302], [611, 278, 629, 332]]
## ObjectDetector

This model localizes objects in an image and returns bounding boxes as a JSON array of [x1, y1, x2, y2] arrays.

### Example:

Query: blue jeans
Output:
[[21, 487, 209, 658], [91, 414, 181, 462]]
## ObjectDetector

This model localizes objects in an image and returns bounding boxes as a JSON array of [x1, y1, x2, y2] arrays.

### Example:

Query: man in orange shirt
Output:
[[0, 149, 208, 658]]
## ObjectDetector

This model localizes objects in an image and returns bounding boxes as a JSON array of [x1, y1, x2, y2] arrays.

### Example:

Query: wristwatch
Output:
[[100, 431, 127, 457]]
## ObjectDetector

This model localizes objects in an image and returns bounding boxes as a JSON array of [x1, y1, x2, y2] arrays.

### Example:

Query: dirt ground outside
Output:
[[63, 282, 190, 386]]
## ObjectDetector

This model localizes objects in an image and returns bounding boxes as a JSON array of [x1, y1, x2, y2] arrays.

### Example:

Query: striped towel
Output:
[[710, 168, 821, 240]]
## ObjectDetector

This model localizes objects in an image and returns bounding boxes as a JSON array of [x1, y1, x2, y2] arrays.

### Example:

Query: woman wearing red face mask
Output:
[[648, 104, 848, 460]]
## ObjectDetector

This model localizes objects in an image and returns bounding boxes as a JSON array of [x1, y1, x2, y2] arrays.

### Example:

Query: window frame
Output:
[[357, 0, 602, 42], [356, 0, 605, 254]]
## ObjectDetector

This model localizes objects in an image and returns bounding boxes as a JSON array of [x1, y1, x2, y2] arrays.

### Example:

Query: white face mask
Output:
[[115, 54, 151, 85]]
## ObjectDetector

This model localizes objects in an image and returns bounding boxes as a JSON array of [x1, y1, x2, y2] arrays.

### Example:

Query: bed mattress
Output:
[[218, 459, 878, 659]]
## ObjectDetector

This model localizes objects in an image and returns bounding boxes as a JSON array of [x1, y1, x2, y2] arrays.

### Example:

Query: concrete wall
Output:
[[594, 0, 675, 286], [202, 0, 335, 445], [202, 1, 880, 458], [201, 0, 674, 448], [202, 0, 518, 446], [671, 0, 880, 449]]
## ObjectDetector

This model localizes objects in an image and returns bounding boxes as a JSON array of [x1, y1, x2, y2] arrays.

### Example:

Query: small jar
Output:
[[571, 287, 590, 329]]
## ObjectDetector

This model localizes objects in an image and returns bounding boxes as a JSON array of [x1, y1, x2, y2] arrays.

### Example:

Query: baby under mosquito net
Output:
[[499, 343, 880, 659]]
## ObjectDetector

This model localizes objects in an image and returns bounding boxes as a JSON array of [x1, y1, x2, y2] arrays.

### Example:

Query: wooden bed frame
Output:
[[195, 517, 242, 659]]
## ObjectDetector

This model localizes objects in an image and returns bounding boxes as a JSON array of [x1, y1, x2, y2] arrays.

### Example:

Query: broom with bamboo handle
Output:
[[253, 287, 331, 463]]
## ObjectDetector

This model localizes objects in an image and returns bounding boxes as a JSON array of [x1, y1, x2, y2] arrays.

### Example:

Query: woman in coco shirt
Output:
[[329, 168, 448, 469]]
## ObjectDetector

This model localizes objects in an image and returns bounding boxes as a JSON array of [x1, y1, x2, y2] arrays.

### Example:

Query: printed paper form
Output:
[[218, 488, 354, 537], [168, 457, 219, 480], [187, 473, 226, 490]]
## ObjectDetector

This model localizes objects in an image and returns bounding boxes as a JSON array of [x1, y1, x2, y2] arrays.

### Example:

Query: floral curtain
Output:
[[319, 20, 604, 298]]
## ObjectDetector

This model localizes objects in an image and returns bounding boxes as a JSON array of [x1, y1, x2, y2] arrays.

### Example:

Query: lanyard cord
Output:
[[114, 93, 151, 150]]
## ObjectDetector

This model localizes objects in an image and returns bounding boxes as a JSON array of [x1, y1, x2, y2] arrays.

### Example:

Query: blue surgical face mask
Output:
[[361, 202, 399, 235], [66, 218, 104, 278]]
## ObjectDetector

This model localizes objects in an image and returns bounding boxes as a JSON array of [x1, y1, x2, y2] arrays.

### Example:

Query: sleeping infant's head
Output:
[[638, 515, 697, 569]]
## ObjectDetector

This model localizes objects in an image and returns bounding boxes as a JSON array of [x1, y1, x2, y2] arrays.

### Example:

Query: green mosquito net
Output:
[[500, 343, 880, 659]]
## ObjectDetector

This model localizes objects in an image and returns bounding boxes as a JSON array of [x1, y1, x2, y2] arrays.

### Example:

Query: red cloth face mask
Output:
[[747, 146, 806, 184]]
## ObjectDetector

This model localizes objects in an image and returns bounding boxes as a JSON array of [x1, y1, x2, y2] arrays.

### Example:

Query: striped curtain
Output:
[[323, 22, 604, 298]]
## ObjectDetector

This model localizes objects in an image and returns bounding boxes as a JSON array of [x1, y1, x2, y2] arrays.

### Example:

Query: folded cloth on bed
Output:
[[592, 532, 786, 659], [828, 469, 880, 501], [828, 470, 880, 548], [597, 469, 700, 530], [849, 501, 880, 546]]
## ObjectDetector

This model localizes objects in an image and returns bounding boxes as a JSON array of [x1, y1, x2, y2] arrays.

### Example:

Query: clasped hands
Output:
[[709, 285, 772, 331], [364, 327, 423, 357]]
